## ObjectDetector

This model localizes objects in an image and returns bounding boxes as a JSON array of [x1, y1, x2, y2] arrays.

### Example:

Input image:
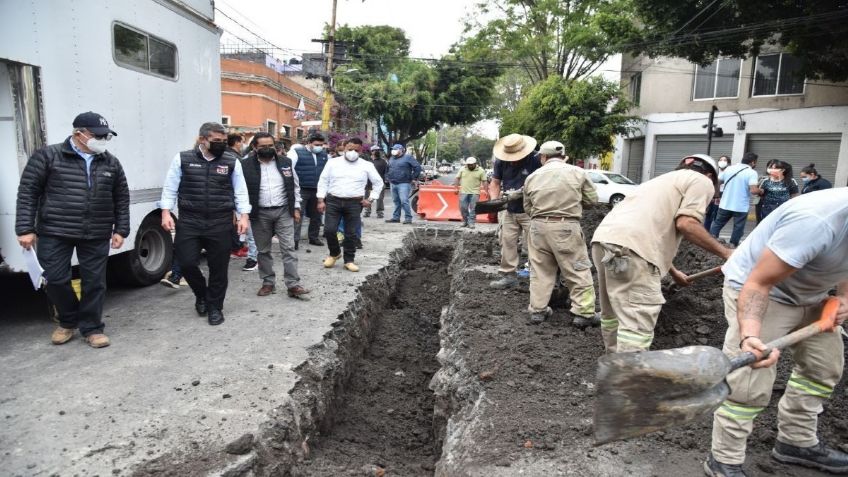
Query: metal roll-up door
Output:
[[746, 133, 841, 184], [653, 135, 734, 178], [626, 138, 645, 183]]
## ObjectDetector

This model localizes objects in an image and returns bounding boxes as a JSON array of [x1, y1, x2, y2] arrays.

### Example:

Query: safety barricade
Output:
[[415, 180, 496, 223]]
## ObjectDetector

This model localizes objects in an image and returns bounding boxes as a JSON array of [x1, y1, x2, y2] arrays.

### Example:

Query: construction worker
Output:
[[523, 141, 599, 327], [592, 154, 731, 352], [489, 133, 541, 289], [705, 188, 848, 477]]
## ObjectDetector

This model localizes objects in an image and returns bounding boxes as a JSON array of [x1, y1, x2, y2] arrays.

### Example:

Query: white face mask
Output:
[[80, 132, 109, 154], [344, 150, 359, 162], [718, 160, 728, 169], [391, 149, 400, 157]]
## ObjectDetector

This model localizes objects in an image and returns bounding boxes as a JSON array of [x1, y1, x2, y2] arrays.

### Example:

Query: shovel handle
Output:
[[729, 297, 840, 371], [687, 266, 723, 282]]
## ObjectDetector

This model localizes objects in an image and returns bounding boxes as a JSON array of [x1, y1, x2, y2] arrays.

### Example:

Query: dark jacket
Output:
[[386, 154, 422, 184], [802, 176, 832, 194], [241, 152, 297, 218], [293, 147, 328, 189], [177, 149, 237, 229], [372, 157, 388, 179], [15, 138, 130, 240]]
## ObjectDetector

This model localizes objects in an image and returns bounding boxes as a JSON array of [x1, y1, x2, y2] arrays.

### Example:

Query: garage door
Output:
[[746, 133, 841, 184], [653, 135, 734, 178], [626, 138, 645, 183]]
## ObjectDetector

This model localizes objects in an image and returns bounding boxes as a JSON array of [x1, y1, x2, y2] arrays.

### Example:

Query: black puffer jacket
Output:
[[15, 138, 130, 240]]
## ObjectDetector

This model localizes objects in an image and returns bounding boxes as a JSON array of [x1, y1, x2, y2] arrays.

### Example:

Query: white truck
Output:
[[0, 0, 222, 285]]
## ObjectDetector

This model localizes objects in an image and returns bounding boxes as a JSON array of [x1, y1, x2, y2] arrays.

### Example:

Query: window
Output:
[[280, 125, 291, 138], [113, 23, 178, 79], [296, 128, 304, 140], [221, 116, 230, 126], [693, 58, 741, 100], [752, 53, 805, 96], [629, 72, 642, 106], [604, 173, 635, 185], [266, 120, 277, 136], [589, 172, 607, 184]]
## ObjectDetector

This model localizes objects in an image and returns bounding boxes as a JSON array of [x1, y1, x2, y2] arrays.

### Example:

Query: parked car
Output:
[[587, 170, 637, 206], [422, 165, 440, 180]]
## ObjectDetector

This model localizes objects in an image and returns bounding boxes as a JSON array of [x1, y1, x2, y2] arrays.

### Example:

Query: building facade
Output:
[[614, 51, 848, 186], [220, 53, 323, 146]]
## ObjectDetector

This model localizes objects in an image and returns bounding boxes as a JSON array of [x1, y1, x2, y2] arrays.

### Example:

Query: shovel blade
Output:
[[593, 346, 733, 444]]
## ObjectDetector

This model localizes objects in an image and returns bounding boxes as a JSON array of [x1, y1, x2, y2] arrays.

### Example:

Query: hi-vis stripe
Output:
[[600, 317, 618, 330], [717, 401, 764, 420], [788, 372, 833, 399], [616, 329, 653, 348]]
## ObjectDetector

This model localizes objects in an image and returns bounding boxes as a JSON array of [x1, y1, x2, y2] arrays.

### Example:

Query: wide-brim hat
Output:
[[493, 133, 537, 162]]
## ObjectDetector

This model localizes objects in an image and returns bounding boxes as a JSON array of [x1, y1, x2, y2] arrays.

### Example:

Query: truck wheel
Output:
[[111, 215, 173, 286], [411, 195, 419, 213], [609, 194, 625, 207]]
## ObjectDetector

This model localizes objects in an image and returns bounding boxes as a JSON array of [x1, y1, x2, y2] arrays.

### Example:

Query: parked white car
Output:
[[587, 170, 637, 206]]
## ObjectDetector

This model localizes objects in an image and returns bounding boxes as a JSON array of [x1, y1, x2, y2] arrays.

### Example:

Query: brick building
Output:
[[220, 53, 323, 146]]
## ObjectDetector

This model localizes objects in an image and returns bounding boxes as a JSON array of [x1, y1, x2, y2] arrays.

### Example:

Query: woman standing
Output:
[[799, 163, 833, 193], [758, 160, 799, 220]]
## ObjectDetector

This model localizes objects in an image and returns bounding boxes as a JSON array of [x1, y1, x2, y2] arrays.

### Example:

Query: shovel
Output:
[[663, 266, 723, 295], [593, 297, 840, 445]]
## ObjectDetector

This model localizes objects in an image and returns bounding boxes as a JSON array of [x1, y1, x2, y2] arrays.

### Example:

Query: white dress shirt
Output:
[[259, 160, 286, 207], [317, 157, 384, 201]]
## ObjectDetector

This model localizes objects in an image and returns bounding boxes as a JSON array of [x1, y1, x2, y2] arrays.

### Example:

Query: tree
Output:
[[500, 76, 639, 160], [627, 0, 848, 82], [459, 0, 636, 84], [331, 25, 500, 145]]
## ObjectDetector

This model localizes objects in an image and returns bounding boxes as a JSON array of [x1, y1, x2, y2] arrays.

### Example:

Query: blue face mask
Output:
[[801, 177, 810, 183], [312, 145, 324, 154]]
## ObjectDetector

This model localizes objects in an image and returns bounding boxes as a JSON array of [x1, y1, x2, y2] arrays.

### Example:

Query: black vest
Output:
[[241, 152, 297, 217], [177, 149, 237, 228], [293, 147, 328, 189]]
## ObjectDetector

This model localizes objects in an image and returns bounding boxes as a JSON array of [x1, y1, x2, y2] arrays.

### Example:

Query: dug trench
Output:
[[136, 212, 846, 476]]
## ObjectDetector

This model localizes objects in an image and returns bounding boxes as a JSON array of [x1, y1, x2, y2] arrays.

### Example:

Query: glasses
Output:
[[81, 130, 113, 141]]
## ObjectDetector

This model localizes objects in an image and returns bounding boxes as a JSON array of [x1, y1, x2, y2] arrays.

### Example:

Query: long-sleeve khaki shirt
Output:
[[523, 159, 598, 219]]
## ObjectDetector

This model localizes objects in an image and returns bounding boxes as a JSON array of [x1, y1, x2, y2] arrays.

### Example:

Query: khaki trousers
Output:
[[498, 211, 530, 273], [711, 285, 844, 464], [527, 219, 595, 317], [591, 242, 666, 353]]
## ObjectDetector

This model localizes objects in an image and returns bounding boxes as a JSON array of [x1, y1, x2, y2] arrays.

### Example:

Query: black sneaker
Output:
[[207, 308, 225, 326], [242, 258, 258, 271], [385, 218, 400, 223], [772, 440, 848, 474], [308, 239, 324, 246], [377, 212, 384, 218], [195, 297, 207, 316], [703, 453, 747, 477], [355, 238, 363, 249]]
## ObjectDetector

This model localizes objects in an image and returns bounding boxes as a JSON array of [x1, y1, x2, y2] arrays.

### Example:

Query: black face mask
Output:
[[208, 141, 227, 159], [257, 147, 276, 160]]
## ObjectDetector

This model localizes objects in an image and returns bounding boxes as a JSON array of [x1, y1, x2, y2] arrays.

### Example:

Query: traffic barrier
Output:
[[416, 180, 496, 223]]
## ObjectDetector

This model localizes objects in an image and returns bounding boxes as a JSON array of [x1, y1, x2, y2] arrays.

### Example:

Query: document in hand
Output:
[[22, 247, 44, 290]]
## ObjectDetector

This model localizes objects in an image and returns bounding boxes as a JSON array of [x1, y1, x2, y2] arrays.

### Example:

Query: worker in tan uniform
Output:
[[591, 154, 732, 352], [523, 141, 599, 327]]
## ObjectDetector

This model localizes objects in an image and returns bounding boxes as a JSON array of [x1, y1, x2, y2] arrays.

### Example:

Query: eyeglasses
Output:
[[81, 130, 113, 141]]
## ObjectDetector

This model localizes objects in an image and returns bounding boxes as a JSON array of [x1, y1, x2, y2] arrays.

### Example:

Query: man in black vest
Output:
[[241, 133, 310, 299], [15, 111, 129, 348], [160, 122, 251, 325], [287, 133, 328, 248]]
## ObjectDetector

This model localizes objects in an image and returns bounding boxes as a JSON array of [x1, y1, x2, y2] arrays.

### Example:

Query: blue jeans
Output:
[[246, 224, 257, 260], [337, 216, 362, 238], [703, 202, 719, 231], [709, 208, 748, 246], [459, 193, 480, 224], [391, 182, 413, 221]]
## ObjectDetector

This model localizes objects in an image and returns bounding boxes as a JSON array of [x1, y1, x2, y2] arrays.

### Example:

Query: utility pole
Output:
[[320, 0, 338, 132], [706, 105, 717, 156]]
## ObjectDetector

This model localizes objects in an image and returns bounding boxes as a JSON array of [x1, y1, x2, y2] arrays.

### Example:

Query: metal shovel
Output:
[[593, 297, 840, 445]]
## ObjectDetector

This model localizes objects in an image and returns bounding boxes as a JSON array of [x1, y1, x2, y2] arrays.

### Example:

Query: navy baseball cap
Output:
[[72, 111, 117, 136], [391, 143, 404, 150]]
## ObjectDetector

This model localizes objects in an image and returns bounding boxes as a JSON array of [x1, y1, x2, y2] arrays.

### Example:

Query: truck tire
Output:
[[111, 215, 173, 286], [609, 194, 625, 207]]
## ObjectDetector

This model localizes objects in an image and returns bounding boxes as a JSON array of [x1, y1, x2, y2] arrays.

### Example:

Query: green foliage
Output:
[[331, 25, 500, 145], [500, 76, 639, 160], [627, 0, 848, 82]]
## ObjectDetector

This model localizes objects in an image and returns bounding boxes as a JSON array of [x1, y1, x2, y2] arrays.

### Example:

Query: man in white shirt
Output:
[[709, 152, 761, 246], [316, 137, 384, 272], [241, 133, 310, 300]]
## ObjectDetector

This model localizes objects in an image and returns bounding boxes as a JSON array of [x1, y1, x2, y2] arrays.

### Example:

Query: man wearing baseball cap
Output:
[[591, 154, 732, 352], [385, 143, 421, 224], [454, 157, 488, 228], [489, 133, 542, 289], [15, 111, 129, 348], [523, 141, 599, 326]]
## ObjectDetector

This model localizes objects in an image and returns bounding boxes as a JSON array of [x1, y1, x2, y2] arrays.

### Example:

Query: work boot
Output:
[[529, 307, 553, 325], [377, 212, 384, 218], [571, 312, 602, 329], [385, 218, 400, 223], [195, 297, 207, 316], [489, 274, 518, 289], [703, 453, 747, 477], [51, 327, 74, 345], [772, 440, 848, 473], [344, 262, 360, 272], [257, 284, 276, 296], [287, 285, 311, 300], [207, 308, 225, 326], [85, 333, 111, 349], [323, 254, 342, 268], [309, 238, 324, 246]]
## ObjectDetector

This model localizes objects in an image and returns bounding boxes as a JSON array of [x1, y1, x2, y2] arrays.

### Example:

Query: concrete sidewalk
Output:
[[0, 215, 474, 476]]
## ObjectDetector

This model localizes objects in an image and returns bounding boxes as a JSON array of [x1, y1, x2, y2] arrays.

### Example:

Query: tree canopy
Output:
[[500, 76, 638, 160], [626, 0, 848, 82]]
